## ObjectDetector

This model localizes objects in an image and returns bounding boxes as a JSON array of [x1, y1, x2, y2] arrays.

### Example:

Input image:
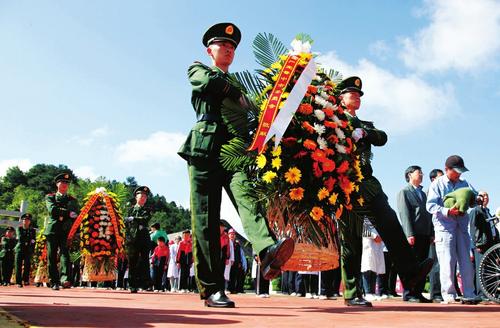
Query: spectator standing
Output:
[[176, 230, 193, 292], [428, 169, 444, 302], [426, 155, 478, 304], [167, 236, 181, 292], [151, 236, 169, 292], [469, 191, 499, 301], [361, 218, 385, 301], [397, 165, 433, 303]]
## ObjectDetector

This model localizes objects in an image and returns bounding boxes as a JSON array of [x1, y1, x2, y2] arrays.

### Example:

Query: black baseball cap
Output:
[[445, 155, 468, 173]]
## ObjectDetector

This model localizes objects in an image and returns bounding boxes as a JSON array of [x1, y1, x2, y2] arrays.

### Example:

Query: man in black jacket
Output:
[[397, 165, 433, 302], [469, 191, 499, 300]]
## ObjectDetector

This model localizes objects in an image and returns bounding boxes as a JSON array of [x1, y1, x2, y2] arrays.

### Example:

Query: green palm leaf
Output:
[[253, 32, 288, 69], [220, 137, 255, 172]]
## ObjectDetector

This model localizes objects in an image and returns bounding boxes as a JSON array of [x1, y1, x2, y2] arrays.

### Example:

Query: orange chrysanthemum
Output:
[[289, 187, 304, 201], [322, 159, 336, 172], [323, 107, 334, 118], [317, 187, 329, 201], [310, 206, 324, 221], [302, 121, 315, 134], [284, 167, 302, 184], [303, 139, 317, 150], [298, 103, 313, 115], [336, 160, 349, 174], [311, 149, 327, 162], [323, 120, 337, 129], [307, 85, 318, 94]]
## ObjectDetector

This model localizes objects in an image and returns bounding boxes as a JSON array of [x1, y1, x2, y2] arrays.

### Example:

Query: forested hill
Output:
[[0, 164, 191, 233]]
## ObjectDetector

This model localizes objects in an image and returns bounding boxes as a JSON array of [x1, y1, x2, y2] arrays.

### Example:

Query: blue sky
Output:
[[2, 0, 500, 217]]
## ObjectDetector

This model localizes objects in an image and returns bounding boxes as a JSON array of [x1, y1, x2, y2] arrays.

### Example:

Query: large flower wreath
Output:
[[220, 34, 363, 270], [68, 187, 125, 280]]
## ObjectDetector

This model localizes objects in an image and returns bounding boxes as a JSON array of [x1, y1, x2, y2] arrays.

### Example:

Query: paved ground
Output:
[[1, 286, 499, 328]]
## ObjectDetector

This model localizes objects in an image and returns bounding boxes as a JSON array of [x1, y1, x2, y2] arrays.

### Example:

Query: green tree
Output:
[[25, 164, 74, 195], [9, 185, 47, 228]]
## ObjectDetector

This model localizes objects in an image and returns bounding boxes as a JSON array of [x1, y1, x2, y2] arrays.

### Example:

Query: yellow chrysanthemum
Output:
[[271, 157, 282, 170], [271, 62, 282, 70], [357, 197, 365, 206], [285, 167, 301, 184], [328, 193, 338, 205], [281, 92, 289, 99], [263, 68, 272, 74], [310, 206, 324, 221], [317, 187, 330, 201], [271, 145, 282, 157], [256, 154, 267, 169], [262, 171, 277, 183], [289, 187, 304, 201]]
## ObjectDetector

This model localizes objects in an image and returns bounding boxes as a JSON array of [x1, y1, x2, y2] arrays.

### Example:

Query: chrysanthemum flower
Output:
[[289, 187, 304, 201], [285, 167, 302, 184], [322, 159, 336, 172], [303, 139, 317, 150], [317, 187, 329, 201], [328, 193, 338, 205], [311, 149, 326, 162], [256, 154, 267, 169], [271, 145, 282, 157], [262, 171, 277, 183], [298, 103, 313, 115], [310, 206, 324, 221], [271, 157, 282, 170], [302, 121, 315, 134], [357, 197, 364, 206]]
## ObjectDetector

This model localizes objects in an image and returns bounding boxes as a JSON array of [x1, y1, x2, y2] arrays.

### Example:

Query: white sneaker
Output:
[[290, 292, 297, 297], [378, 294, 388, 300], [305, 293, 313, 299], [318, 295, 328, 300], [365, 293, 377, 302]]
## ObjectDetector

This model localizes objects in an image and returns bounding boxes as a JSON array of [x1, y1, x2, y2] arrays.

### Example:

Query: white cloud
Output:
[[318, 52, 457, 134], [369, 40, 391, 60], [74, 166, 99, 181], [69, 126, 110, 146], [0, 159, 33, 176], [400, 0, 500, 73], [116, 131, 186, 163]]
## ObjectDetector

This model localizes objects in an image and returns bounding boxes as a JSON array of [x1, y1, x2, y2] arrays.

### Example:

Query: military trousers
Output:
[[338, 209, 364, 300], [15, 250, 32, 284], [46, 234, 70, 285], [127, 240, 151, 290], [352, 177, 421, 283], [1, 254, 14, 284], [188, 158, 275, 299]]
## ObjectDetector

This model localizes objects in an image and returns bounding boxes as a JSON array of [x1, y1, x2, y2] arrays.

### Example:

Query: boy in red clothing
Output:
[[176, 230, 193, 292], [151, 236, 169, 292]]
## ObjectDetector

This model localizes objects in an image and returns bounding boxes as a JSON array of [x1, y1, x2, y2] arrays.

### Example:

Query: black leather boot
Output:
[[204, 291, 235, 308]]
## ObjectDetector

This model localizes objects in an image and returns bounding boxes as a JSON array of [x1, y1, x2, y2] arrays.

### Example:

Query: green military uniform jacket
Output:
[[0, 237, 17, 258], [178, 62, 242, 162], [126, 205, 152, 246], [347, 114, 387, 178], [44, 193, 79, 237], [15, 226, 36, 254]]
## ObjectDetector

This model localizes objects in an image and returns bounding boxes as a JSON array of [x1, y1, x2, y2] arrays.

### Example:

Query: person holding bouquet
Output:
[[178, 22, 294, 308]]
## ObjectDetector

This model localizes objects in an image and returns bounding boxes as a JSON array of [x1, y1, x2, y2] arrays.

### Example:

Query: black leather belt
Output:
[[198, 113, 222, 122]]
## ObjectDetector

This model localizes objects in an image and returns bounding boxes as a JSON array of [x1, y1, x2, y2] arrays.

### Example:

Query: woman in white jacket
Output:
[[361, 217, 385, 301], [167, 236, 181, 292]]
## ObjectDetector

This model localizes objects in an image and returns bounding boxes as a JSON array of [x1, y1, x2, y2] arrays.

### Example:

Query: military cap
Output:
[[202, 22, 241, 48], [5, 226, 15, 232], [133, 186, 150, 195], [21, 213, 32, 220], [336, 76, 364, 96], [54, 172, 72, 184], [445, 155, 469, 173]]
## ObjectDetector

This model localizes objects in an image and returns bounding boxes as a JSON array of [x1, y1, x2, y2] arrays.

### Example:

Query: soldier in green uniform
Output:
[[336, 77, 434, 307], [125, 186, 153, 293], [0, 227, 17, 285], [178, 22, 294, 308], [45, 173, 79, 290], [15, 213, 36, 287]]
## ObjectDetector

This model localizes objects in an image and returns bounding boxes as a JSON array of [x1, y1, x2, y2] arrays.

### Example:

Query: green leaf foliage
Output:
[[253, 32, 288, 69]]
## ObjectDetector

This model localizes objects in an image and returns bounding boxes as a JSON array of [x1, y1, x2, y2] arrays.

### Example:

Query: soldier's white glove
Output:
[[70, 211, 78, 219], [125, 216, 134, 222], [352, 128, 366, 142]]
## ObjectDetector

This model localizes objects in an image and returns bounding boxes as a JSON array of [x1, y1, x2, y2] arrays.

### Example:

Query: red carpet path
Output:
[[0, 286, 499, 328]]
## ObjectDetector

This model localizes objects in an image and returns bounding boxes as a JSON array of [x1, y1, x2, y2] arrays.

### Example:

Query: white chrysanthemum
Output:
[[314, 110, 326, 121], [335, 127, 345, 139], [332, 115, 342, 124], [314, 95, 327, 107], [290, 39, 312, 55], [335, 144, 347, 154], [314, 123, 326, 135], [317, 136, 328, 150], [320, 91, 329, 100]]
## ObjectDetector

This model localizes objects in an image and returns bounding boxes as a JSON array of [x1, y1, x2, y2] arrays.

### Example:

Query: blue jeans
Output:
[[434, 227, 475, 300]]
